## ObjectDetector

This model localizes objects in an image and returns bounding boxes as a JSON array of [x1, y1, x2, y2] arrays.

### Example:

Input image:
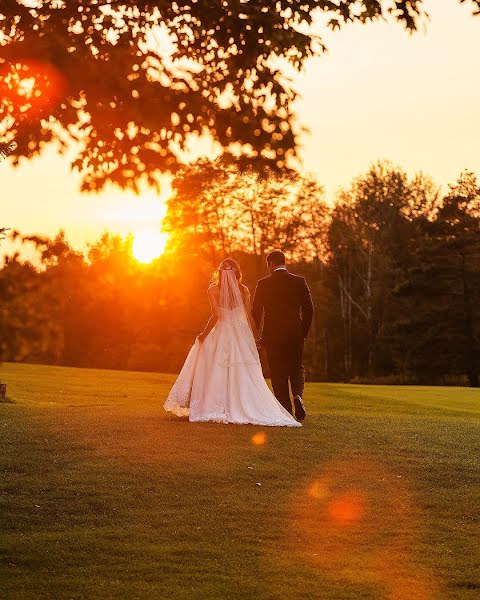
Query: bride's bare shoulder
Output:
[[208, 284, 219, 295]]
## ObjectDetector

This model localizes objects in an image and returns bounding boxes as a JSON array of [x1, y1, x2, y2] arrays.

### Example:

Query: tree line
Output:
[[1, 161, 479, 386]]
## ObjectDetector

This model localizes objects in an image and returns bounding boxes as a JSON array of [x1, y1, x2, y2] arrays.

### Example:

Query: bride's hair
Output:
[[211, 258, 242, 286]]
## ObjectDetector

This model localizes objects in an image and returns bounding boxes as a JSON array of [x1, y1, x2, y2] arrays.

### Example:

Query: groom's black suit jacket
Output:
[[252, 270, 314, 345]]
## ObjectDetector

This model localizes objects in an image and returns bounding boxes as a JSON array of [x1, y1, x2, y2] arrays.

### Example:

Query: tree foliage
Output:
[[164, 158, 328, 277], [390, 171, 480, 386], [1, 1, 479, 191], [327, 162, 438, 378]]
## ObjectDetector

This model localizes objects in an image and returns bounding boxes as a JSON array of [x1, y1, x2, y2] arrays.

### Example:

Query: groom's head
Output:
[[266, 250, 286, 274]]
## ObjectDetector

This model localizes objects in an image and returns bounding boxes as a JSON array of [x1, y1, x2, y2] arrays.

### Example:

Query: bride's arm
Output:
[[197, 287, 219, 342], [242, 286, 259, 340]]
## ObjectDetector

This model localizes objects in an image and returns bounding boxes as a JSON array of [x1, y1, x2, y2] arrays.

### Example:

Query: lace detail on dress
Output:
[[190, 413, 301, 427], [163, 380, 191, 416], [164, 338, 201, 417]]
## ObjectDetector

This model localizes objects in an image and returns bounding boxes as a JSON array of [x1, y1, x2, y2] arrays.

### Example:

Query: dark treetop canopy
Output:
[[1, 1, 479, 192]]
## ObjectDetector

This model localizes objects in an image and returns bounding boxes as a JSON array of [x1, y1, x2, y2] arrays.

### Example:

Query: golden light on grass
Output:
[[308, 479, 330, 500], [251, 431, 267, 446], [287, 457, 439, 599], [327, 493, 364, 525], [132, 230, 169, 263]]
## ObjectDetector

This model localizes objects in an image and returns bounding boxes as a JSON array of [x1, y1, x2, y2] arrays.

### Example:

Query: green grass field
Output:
[[1, 362, 479, 600]]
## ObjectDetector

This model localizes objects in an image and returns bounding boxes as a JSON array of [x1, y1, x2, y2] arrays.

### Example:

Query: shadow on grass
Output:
[[164, 415, 190, 422], [0, 395, 15, 404]]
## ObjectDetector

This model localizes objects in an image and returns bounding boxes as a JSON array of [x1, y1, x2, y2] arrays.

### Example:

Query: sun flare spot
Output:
[[252, 432, 267, 446], [17, 77, 36, 97], [327, 493, 364, 525], [308, 479, 330, 500], [132, 230, 169, 263], [0, 60, 66, 118]]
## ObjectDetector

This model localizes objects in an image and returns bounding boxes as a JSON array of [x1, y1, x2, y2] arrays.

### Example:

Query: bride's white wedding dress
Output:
[[164, 269, 300, 427]]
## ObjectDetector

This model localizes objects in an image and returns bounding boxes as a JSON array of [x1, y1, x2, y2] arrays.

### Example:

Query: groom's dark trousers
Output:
[[252, 269, 314, 414]]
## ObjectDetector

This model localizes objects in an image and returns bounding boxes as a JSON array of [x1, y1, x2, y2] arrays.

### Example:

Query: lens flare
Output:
[[251, 431, 267, 446], [286, 457, 439, 598], [327, 493, 364, 525], [0, 60, 67, 120], [308, 479, 330, 500]]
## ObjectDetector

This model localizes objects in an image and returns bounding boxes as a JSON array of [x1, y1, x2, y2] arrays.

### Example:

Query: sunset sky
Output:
[[2, 0, 480, 253]]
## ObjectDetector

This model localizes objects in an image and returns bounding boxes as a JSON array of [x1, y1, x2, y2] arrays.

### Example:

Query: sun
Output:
[[132, 231, 169, 263]]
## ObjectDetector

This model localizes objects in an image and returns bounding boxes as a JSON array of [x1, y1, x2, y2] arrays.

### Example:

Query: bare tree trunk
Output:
[[461, 252, 479, 387], [347, 261, 352, 378], [310, 308, 319, 377], [338, 269, 347, 378], [337, 254, 353, 381], [366, 242, 374, 377], [245, 191, 264, 281], [323, 328, 329, 380]]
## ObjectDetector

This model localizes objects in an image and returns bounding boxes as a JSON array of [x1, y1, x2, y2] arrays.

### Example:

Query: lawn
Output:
[[1, 362, 479, 600]]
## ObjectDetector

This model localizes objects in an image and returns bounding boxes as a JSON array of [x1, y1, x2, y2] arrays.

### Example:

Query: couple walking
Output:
[[164, 250, 314, 427]]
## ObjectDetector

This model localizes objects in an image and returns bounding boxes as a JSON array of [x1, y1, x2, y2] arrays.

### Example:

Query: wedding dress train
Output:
[[164, 270, 300, 427]]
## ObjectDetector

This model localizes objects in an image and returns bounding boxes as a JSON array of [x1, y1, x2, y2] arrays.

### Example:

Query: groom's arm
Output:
[[251, 281, 264, 334], [300, 278, 314, 338]]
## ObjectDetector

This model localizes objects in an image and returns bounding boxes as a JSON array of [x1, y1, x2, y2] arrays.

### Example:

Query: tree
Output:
[[391, 171, 480, 386], [164, 158, 329, 278], [327, 162, 437, 379], [163, 159, 239, 264], [2, 1, 479, 191], [0, 141, 17, 161], [0, 230, 83, 363], [437, 173, 480, 381]]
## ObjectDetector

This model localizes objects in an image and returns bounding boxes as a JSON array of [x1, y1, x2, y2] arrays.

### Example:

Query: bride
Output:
[[164, 258, 301, 427]]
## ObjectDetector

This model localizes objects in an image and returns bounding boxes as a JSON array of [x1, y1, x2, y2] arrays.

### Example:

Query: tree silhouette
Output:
[[0, 141, 17, 161], [391, 172, 480, 386], [328, 162, 440, 379], [164, 158, 328, 277], [2, 1, 479, 191]]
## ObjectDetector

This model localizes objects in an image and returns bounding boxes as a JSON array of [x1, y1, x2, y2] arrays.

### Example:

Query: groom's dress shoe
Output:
[[293, 395, 306, 421]]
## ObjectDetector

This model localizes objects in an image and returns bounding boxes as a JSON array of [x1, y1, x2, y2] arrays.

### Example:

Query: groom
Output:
[[252, 250, 314, 420]]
